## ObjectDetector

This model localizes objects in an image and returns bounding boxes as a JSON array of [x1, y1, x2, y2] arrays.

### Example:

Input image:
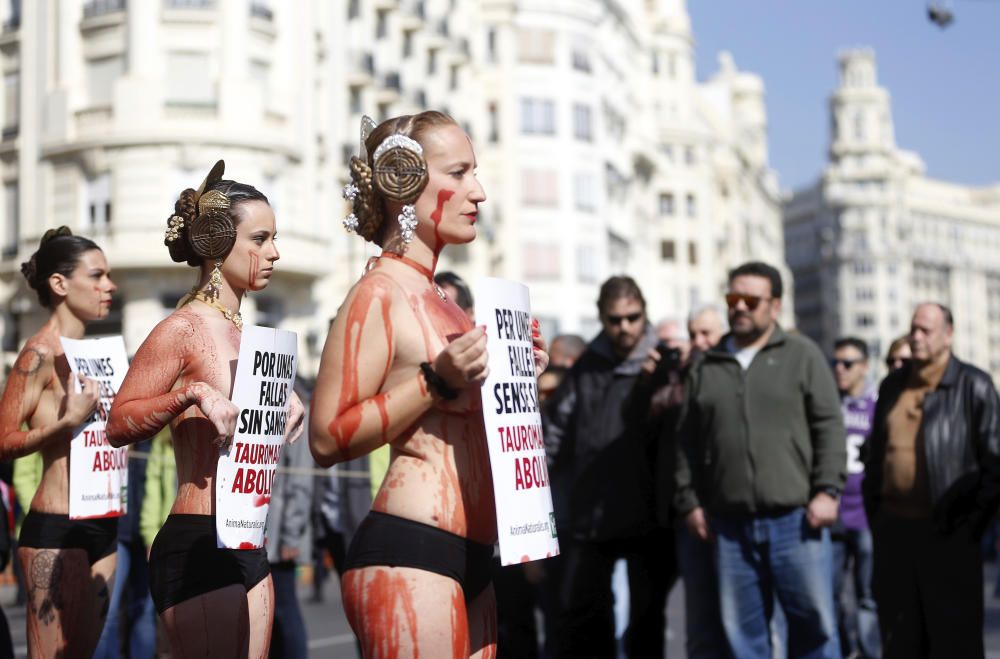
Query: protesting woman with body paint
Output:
[[0, 227, 117, 656], [106, 161, 304, 658], [310, 111, 548, 659]]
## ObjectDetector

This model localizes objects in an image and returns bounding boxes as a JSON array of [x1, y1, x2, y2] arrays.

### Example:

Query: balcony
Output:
[[249, 1, 273, 21], [83, 0, 126, 19], [164, 0, 214, 8]]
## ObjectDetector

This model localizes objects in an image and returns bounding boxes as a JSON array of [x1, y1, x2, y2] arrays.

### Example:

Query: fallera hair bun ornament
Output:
[[187, 160, 237, 260], [372, 135, 428, 203]]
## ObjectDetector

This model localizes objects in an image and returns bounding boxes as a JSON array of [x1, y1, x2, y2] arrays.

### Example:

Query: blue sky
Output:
[[688, 1, 1000, 192]]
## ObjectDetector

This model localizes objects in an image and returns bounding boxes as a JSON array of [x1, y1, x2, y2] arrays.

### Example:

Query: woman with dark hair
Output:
[[106, 161, 304, 657], [0, 226, 116, 656], [310, 112, 547, 658]]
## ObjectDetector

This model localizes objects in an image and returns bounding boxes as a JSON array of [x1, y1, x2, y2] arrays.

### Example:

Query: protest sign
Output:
[[60, 336, 129, 520], [474, 277, 559, 565], [215, 325, 297, 549]]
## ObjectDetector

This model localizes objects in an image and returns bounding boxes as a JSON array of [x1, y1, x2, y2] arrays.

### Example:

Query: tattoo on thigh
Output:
[[29, 551, 64, 626]]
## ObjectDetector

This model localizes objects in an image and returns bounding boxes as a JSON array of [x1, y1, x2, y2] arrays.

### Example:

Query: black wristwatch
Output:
[[815, 486, 841, 500]]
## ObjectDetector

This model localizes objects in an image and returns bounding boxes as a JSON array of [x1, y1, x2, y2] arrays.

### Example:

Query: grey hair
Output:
[[688, 303, 729, 332]]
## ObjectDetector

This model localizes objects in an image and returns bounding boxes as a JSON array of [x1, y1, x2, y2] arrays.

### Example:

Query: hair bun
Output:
[[19, 254, 38, 289], [166, 188, 200, 266], [40, 226, 72, 247], [348, 156, 383, 244]]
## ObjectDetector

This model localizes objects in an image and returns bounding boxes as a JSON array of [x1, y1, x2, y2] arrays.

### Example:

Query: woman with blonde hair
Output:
[[310, 111, 547, 658]]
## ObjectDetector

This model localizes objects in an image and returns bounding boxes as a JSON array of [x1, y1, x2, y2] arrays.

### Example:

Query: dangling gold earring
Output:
[[206, 261, 223, 301]]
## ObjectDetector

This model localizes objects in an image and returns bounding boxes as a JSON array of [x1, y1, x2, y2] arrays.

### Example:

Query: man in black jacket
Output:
[[863, 302, 1000, 658], [543, 275, 676, 659]]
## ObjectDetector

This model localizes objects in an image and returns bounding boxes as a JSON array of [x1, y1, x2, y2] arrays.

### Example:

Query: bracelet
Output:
[[420, 362, 459, 401]]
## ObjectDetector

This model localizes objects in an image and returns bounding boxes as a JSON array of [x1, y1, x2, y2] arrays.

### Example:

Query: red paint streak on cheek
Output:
[[248, 252, 260, 289], [429, 189, 456, 253]]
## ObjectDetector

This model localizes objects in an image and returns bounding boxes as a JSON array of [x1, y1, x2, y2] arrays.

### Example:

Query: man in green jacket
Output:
[[674, 261, 846, 659]]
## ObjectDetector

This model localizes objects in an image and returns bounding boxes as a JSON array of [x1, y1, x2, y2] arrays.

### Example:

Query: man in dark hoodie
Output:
[[544, 275, 675, 659], [675, 261, 845, 659]]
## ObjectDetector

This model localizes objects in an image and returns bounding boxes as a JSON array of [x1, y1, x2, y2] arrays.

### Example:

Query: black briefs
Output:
[[344, 511, 494, 602], [148, 514, 270, 614], [18, 510, 118, 565]]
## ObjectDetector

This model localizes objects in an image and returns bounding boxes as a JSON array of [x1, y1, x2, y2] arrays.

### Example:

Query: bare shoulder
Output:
[[13, 334, 56, 377], [339, 271, 411, 322]]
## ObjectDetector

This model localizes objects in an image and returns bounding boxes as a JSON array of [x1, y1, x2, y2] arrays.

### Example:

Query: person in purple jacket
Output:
[[830, 337, 881, 659]]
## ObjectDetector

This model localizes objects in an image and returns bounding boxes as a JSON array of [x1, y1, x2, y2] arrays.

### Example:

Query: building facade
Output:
[[1, 0, 788, 374], [785, 49, 1000, 377]]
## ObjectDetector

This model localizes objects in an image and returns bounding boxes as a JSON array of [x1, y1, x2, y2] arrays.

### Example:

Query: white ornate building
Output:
[[784, 49, 1000, 377], [1, 0, 788, 373]]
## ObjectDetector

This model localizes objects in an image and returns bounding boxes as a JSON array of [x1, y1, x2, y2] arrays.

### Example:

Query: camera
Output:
[[655, 342, 682, 374]]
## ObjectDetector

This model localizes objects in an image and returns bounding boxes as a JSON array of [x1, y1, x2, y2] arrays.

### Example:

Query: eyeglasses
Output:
[[725, 293, 771, 311], [605, 312, 643, 326], [830, 358, 862, 369]]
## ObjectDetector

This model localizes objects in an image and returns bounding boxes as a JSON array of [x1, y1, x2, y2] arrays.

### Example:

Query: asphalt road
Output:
[[3, 561, 1000, 657]]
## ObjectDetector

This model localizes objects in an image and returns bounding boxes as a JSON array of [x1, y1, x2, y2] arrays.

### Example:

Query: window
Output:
[[167, 52, 214, 106], [517, 29, 554, 64], [853, 261, 873, 275], [686, 193, 697, 218], [85, 173, 112, 229], [521, 169, 558, 207], [520, 98, 555, 135], [572, 104, 592, 141], [375, 10, 388, 38], [522, 243, 560, 279], [573, 172, 596, 212], [486, 27, 497, 63], [658, 193, 674, 216], [571, 37, 591, 72], [3, 72, 18, 130], [688, 242, 697, 265], [349, 85, 362, 114], [488, 101, 499, 143], [427, 48, 437, 75], [403, 30, 413, 57], [249, 58, 270, 93], [661, 240, 675, 261], [347, 0, 359, 19], [87, 56, 124, 108], [684, 146, 697, 165], [3, 182, 17, 257], [855, 313, 875, 328], [576, 245, 598, 283], [449, 65, 459, 91]]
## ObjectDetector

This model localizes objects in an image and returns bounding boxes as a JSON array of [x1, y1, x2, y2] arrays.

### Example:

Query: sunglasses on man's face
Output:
[[830, 358, 863, 369], [605, 312, 643, 326], [725, 293, 770, 311]]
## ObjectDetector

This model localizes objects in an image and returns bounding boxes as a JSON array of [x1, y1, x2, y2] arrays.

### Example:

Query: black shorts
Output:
[[148, 514, 270, 614], [344, 511, 493, 602], [18, 511, 117, 565]]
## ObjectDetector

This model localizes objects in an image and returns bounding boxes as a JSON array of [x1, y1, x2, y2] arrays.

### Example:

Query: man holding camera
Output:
[[675, 262, 845, 659], [544, 275, 676, 659]]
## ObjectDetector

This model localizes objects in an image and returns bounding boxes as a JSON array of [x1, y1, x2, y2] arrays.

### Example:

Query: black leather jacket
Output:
[[863, 355, 1000, 534]]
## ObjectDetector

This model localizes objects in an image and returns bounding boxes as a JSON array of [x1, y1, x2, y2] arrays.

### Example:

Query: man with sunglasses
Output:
[[829, 337, 881, 659], [863, 303, 1000, 658], [544, 275, 675, 659], [674, 261, 845, 659]]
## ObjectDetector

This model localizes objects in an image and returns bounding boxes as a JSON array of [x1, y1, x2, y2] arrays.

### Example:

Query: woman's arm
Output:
[[0, 341, 99, 460], [107, 315, 238, 447], [309, 274, 488, 466]]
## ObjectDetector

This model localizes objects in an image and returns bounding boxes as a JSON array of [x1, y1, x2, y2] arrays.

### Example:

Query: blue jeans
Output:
[[832, 528, 881, 658], [712, 508, 840, 659], [269, 561, 308, 658], [94, 540, 156, 659], [675, 525, 732, 659]]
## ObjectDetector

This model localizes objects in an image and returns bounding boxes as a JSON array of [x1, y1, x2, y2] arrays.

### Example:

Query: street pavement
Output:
[[3, 560, 1000, 657]]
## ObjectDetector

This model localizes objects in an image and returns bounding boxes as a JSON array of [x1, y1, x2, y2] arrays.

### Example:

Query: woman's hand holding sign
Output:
[[284, 391, 305, 444], [531, 318, 549, 375], [433, 325, 490, 390], [190, 382, 240, 449], [59, 372, 100, 430]]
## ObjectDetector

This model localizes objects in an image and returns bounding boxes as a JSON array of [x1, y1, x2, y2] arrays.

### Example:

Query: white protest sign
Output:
[[474, 277, 559, 565], [215, 325, 297, 549], [60, 336, 130, 520]]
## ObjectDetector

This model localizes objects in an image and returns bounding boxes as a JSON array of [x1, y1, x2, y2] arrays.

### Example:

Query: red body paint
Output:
[[429, 189, 456, 253], [248, 252, 260, 290]]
